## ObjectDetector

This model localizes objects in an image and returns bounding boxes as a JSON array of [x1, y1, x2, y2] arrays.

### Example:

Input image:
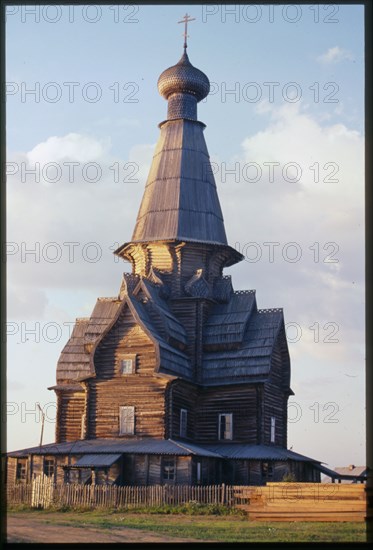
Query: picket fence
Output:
[[7, 478, 232, 509], [6, 479, 367, 522]]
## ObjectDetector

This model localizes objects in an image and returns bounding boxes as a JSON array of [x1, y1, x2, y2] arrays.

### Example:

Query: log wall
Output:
[[264, 332, 290, 447], [195, 384, 258, 443], [166, 380, 199, 440], [88, 307, 168, 439], [56, 391, 85, 443]]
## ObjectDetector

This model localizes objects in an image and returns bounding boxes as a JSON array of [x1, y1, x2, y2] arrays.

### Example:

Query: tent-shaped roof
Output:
[[131, 118, 228, 246]]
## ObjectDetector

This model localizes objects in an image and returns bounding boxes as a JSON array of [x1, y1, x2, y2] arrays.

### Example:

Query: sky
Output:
[[6, 4, 365, 470]]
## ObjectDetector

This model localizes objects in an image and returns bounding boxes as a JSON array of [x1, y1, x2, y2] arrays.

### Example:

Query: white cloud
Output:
[[217, 100, 364, 386], [27, 133, 111, 166], [317, 46, 354, 64], [7, 133, 154, 298]]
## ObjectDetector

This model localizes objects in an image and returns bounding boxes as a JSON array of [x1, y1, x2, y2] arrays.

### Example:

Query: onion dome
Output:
[[158, 51, 210, 101], [157, 51, 210, 121]]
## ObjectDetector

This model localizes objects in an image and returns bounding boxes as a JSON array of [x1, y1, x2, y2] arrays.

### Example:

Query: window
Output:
[[270, 416, 276, 443], [80, 413, 86, 440], [119, 355, 136, 374], [119, 406, 135, 435], [180, 409, 187, 438], [218, 413, 233, 440], [196, 462, 202, 484], [162, 459, 175, 481], [120, 359, 133, 374], [16, 459, 27, 481], [262, 462, 274, 479], [44, 458, 55, 478]]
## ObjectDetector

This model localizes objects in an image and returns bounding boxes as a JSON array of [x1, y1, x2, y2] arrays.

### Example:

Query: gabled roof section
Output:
[[56, 318, 91, 383], [56, 298, 121, 384], [84, 297, 122, 345], [334, 465, 367, 477], [55, 274, 192, 387], [130, 118, 228, 246], [55, 272, 287, 388], [201, 307, 285, 386], [136, 278, 187, 346], [204, 290, 257, 348], [127, 284, 192, 380]]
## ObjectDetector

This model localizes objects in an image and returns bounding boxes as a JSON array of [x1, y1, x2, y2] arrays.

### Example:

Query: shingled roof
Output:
[[204, 291, 257, 348], [131, 119, 228, 246], [202, 308, 285, 386], [54, 273, 289, 388], [54, 276, 193, 385], [55, 298, 121, 385], [55, 317, 90, 384], [8, 439, 319, 464], [128, 291, 192, 380]]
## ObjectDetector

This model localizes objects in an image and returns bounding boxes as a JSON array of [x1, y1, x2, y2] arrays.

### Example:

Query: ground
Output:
[[6, 513, 204, 543], [5, 511, 367, 543]]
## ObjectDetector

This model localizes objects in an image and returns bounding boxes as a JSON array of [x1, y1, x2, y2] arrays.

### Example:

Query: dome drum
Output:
[[167, 93, 198, 121]]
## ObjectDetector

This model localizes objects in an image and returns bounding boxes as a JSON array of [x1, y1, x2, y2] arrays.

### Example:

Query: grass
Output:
[[7, 508, 367, 542], [7, 503, 243, 515]]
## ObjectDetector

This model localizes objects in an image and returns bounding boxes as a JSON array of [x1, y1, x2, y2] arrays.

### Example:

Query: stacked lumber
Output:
[[235, 482, 366, 522]]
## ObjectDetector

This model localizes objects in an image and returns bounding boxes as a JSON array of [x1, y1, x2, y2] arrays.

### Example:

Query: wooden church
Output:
[[8, 28, 322, 486]]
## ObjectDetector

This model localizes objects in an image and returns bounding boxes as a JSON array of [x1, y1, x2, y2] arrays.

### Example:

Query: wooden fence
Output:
[[7, 480, 230, 509], [6, 480, 367, 522]]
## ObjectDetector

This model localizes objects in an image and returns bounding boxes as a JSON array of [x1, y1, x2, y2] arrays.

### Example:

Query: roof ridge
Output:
[[169, 439, 197, 455]]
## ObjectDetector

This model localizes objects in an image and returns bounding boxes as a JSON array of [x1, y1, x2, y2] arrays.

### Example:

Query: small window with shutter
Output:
[[119, 406, 135, 435]]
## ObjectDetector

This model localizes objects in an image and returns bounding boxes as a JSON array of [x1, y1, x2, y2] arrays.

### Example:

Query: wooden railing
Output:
[[6, 480, 367, 522]]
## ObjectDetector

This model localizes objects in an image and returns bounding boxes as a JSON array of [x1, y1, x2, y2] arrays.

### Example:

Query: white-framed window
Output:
[[162, 458, 175, 481], [119, 406, 135, 435], [119, 355, 136, 375], [270, 416, 276, 443], [218, 413, 233, 440], [121, 359, 133, 374], [180, 408, 187, 438]]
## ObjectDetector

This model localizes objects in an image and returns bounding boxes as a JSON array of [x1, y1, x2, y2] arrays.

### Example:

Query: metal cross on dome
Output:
[[178, 13, 196, 51]]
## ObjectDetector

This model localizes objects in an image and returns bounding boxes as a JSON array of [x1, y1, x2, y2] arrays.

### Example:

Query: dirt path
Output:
[[6, 513, 205, 543]]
